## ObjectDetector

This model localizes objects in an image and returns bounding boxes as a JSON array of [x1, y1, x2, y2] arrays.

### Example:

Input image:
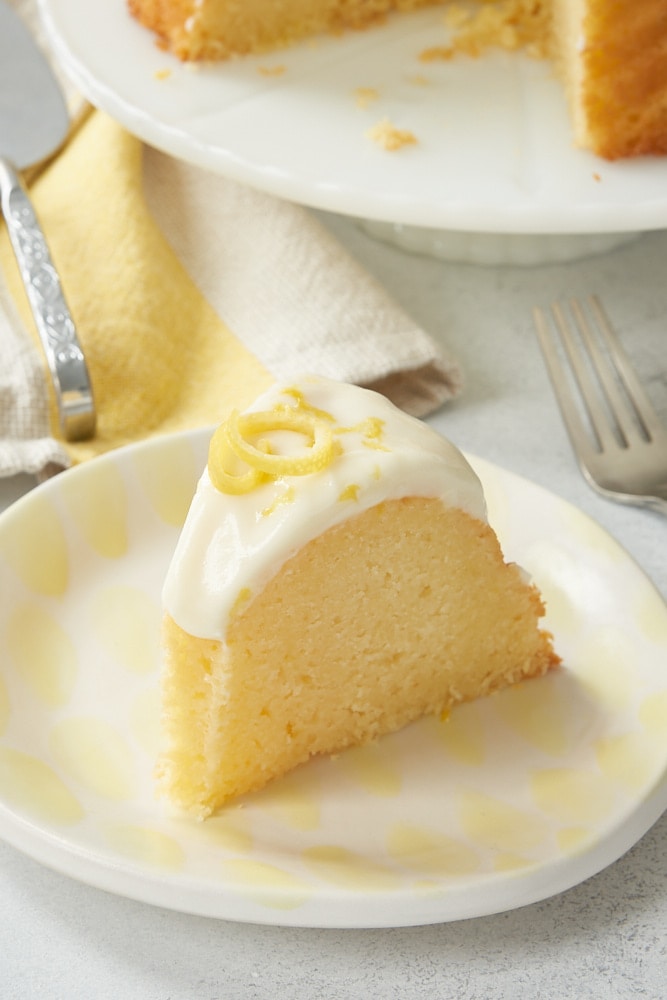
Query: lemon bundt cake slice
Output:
[[159, 377, 559, 817]]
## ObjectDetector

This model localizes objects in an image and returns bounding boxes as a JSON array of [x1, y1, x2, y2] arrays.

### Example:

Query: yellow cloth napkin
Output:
[[0, 111, 272, 469], [0, 4, 462, 478]]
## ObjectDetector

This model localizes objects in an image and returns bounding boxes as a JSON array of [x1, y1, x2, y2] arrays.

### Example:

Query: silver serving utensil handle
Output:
[[0, 156, 95, 442]]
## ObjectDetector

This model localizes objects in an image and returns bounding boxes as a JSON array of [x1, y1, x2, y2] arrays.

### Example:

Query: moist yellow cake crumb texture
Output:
[[158, 496, 558, 818], [128, 0, 667, 160], [366, 117, 419, 150]]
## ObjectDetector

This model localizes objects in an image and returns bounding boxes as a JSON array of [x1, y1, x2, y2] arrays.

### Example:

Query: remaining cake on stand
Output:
[[128, 0, 667, 160], [158, 377, 559, 818]]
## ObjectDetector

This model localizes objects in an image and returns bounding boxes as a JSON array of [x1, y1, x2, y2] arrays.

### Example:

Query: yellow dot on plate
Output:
[[0, 496, 68, 595], [432, 703, 485, 766], [129, 688, 161, 757], [531, 767, 617, 825], [574, 628, 636, 712], [594, 732, 659, 793], [495, 676, 569, 757], [634, 586, 667, 644], [493, 853, 534, 872], [557, 826, 594, 854], [639, 691, 667, 736], [302, 845, 402, 891], [189, 810, 253, 853], [49, 717, 137, 800], [134, 437, 200, 527], [90, 585, 160, 675], [387, 822, 480, 876], [255, 773, 321, 831], [59, 461, 128, 558], [563, 505, 626, 561], [338, 743, 401, 797], [104, 823, 185, 871], [0, 747, 83, 825], [7, 603, 77, 706], [0, 677, 9, 735], [458, 790, 549, 854], [219, 859, 312, 910]]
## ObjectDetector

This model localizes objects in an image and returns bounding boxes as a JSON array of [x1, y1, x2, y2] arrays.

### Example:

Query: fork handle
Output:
[[0, 156, 95, 442]]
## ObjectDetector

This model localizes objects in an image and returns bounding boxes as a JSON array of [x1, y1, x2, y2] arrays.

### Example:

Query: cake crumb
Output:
[[406, 74, 431, 87], [258, 64, 286, 77], [592, 171, 602, 181], [353, 86, 380, 109], [153, 68, 172, 80], [419, 45, 455, 63], [366, 118, 418, 151]]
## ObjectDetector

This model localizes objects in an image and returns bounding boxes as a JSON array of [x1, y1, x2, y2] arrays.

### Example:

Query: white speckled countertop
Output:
[[1, 218, 665, 999]]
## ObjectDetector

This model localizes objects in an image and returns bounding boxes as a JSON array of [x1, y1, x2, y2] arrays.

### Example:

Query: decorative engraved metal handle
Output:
[[0, 156, 95, 441]]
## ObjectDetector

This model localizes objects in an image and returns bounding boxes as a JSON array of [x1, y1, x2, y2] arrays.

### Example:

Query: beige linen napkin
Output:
[[0, 0, 462, 478]]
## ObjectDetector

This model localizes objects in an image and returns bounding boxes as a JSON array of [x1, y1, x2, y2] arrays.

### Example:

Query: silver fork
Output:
[[533, 295, 667, 516]]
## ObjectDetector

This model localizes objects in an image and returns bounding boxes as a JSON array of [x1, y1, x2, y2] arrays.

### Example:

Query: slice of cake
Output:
[[127, 0, 667, 160], [158, 377, 558, 817]]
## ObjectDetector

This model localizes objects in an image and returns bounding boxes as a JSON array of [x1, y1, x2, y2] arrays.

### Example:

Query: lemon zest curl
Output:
[[208, 403, 335, 495]]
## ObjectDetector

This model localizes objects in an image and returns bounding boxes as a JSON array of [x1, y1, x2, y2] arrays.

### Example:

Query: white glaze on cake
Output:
[[163, 377, 487, 640]]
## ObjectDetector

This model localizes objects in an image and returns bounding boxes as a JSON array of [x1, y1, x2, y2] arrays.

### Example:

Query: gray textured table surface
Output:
[[1, 217, 665, 999]]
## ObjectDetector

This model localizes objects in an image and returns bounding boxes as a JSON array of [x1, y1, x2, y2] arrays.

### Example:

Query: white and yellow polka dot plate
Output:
[[0, 429, 666, 927]]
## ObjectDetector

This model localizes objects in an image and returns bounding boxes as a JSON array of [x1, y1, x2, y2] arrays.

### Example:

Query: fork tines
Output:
[[534, 296, 663, 456], [533, 296, 667, 512]]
